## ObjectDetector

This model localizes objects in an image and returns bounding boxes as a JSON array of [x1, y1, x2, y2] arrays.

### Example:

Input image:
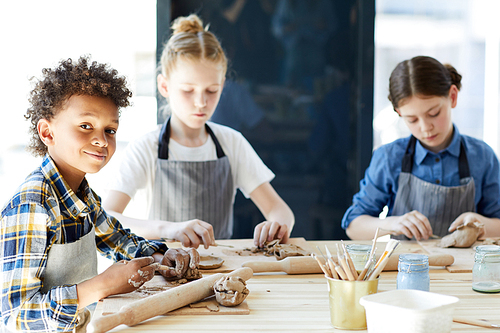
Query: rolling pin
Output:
[[241, 253, 454, 274], [87, 267, 253, 333]]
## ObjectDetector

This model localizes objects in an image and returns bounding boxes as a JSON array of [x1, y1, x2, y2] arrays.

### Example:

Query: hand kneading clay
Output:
[[438, 220, 484, 248], [213, 276, 249, 306]]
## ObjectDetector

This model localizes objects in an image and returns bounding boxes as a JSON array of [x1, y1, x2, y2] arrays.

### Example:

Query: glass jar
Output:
[[472, 245, 500, 293], [397, 254, 430, 291], [346, 244, 372, 272]]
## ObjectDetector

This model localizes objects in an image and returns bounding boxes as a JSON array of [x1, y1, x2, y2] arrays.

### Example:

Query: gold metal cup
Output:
[[326, 277, 379, 330]]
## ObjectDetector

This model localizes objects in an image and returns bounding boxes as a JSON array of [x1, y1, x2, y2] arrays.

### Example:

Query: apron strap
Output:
[[401, 135, 470, 178], [401, 136, 417, 173], [458, 140, 470, 179], [158, 117, 226, 160]]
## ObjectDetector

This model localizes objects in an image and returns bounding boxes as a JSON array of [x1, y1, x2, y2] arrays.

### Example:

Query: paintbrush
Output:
[[368, 240, 400, 280], [357, 228, 379, 281]]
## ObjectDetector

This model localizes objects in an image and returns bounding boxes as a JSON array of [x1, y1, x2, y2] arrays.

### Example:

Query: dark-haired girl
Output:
[[342, 56, 500, 240]]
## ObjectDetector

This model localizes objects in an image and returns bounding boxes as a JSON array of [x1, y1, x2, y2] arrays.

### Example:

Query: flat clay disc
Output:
[[199, 255, 224, 269]]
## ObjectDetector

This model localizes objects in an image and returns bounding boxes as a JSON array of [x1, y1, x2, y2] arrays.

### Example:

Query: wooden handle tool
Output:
[[87, 267, 253, 333], [453, 317, 500, 329], [241, 253, 454, 274]]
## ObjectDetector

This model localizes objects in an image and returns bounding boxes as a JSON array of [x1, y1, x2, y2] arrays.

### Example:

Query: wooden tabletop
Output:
[[91, 240, 500, 332]]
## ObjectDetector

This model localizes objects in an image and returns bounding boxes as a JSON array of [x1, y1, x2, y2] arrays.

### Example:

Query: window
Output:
[[0, 1, 157, 206]]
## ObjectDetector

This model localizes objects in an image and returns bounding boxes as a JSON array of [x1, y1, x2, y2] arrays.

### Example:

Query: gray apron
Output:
[[149, 118, 234, 239], [392, 136, 475, 238], [41, 223, 98, 333]]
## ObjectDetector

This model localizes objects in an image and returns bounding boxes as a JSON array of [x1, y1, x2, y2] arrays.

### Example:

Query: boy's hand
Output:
[[158, 248, 200, 279], [101, 257, 157, 295]]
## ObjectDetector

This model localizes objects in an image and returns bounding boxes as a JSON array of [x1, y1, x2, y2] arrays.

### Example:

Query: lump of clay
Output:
[[251, 239, 310, 260], [162, 248, 202, 283], [438, 220, 484, 248], [213, 276, 249, 306]]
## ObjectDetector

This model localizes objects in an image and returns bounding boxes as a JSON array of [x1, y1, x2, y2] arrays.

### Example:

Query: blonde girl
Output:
[[104, 14, 295, 248]]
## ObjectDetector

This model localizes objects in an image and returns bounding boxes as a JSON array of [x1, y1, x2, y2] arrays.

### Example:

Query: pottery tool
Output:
[[88, 267, 253, 333], [161, 238, 234, 248], [336, 243, 355, 281], [358, 228, 379, 281], [453, 317, 500, 329], [341, 240, 359, 280], [324, 246, 340, 279], [311, 253, 332, 277], [316, 246, 336, 278], [153, 263, 176, 272], [368, 240, 400, 280]]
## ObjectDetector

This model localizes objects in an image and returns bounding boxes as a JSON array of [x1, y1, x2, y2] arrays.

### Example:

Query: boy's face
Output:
[[40, 95, 119, 190]]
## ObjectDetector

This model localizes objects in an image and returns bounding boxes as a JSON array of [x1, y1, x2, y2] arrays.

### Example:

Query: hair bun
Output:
[[444, 63, 462, 91], [171, 14, 205, 35]]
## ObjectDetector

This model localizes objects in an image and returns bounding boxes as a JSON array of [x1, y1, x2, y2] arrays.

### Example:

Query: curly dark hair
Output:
[[25, 55, 133, 157]]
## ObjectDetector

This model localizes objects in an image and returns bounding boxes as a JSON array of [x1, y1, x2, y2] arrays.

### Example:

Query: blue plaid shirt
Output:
[[1, 155, 167, 332]]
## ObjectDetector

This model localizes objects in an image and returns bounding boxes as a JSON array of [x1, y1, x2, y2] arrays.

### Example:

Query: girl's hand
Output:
[[253, 221, 289, 247], [449, 212, 486, 238], [387, 210, 433, 240], [167, 219, 215, 249], [100, 257, 157, 295], [159, 248, 200, 279]]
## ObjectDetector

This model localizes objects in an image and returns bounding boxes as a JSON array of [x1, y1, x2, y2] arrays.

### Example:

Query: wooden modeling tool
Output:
[[453, 317, 500, 329], [316, 246, 335, 278], [341, 240, 359, 280], [311, 253, 332, 277], [336, 243, 355, 281], [324, 246, 339, 279]]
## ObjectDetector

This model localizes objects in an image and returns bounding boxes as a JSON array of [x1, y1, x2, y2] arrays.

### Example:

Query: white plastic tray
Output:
[[360, 290, 459, 333]]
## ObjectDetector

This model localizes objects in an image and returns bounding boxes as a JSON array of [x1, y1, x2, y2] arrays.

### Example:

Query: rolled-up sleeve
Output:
[[341, 146, 400, 229], [475, 144, 500, 218]]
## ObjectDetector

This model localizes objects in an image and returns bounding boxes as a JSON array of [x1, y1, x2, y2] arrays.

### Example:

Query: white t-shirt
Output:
[[106, 122, 275, 215]]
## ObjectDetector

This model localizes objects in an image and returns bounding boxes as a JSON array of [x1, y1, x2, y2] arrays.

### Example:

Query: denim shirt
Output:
[[342, 126, 500, 229]]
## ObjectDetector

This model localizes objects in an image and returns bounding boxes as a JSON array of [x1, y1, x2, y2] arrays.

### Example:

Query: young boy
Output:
[[0, 56, 195, 332]]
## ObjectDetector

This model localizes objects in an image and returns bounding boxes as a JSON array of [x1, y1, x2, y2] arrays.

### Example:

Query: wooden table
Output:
[[91, 240, 500, 332]]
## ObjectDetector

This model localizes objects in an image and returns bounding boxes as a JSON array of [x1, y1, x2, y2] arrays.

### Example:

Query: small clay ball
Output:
[[213, 276, 249, 306]]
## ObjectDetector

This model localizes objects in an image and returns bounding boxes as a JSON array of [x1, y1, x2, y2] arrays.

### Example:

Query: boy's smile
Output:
[[39, 95, 119, 192]]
